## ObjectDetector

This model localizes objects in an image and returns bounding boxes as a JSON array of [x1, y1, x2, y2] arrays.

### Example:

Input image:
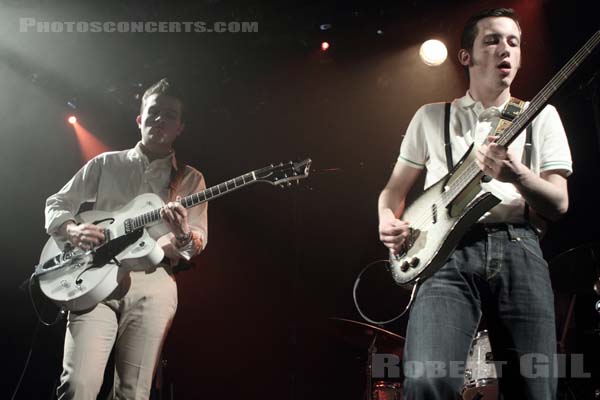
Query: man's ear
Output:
[[177, 122, 185, 137], [458, 49, 470, 67], [136, 115, 142, 127]]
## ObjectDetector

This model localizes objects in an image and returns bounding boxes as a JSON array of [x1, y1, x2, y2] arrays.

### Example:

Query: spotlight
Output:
[[68, 115, 77, 125], [321, 41, 330, 51], [419, 39, 448, 66]]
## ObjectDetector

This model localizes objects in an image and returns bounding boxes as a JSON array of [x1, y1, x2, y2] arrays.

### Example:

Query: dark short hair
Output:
[[140, 78, 185, 120], [460, 8, 521, 54]]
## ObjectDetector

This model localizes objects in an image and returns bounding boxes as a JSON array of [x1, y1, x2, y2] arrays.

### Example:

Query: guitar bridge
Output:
[[394, 227, 421, 259], [408, 227, 420, 249]]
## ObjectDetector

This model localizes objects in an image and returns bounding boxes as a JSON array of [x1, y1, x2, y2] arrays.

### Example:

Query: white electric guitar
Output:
[[389, 30, 599, 286], [35, 159, 311, 311]]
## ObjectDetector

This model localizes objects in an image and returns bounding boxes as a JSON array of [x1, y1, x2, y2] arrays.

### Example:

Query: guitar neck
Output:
[[128, 171, 259, 231], [441, 30, 600, 205], [498, 30, 600, 147]]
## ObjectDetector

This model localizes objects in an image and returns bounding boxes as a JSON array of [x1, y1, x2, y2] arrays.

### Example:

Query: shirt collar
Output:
[[132, 141, 178, 170], [457, 91, 510, 118]]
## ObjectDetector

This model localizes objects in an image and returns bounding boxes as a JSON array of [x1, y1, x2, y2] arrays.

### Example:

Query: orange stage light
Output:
[[70, 122, 111, 162]]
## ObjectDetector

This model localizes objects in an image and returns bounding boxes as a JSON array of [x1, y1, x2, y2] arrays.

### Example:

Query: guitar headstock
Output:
[[254, 159, 312, 187]]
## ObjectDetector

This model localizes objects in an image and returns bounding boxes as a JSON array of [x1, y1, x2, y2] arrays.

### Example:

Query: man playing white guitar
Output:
[[45, 78, 207, 399], [378, 8, 572, 399]]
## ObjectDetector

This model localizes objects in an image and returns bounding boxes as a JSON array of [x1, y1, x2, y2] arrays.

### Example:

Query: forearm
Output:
[[174, 229, 205, 259], [45, 157, 100, 234], [514, 169, 568, 221], [378, 188, 406, 223], [45, 201, 79, 235]]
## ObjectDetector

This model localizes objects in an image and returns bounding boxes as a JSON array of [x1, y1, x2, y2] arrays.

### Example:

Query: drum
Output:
[[462, 330, 498, 400], [373, 381, 403, 400]]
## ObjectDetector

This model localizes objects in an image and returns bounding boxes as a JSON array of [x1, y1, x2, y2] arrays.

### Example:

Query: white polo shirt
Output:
[[398, 92, 573, 226]]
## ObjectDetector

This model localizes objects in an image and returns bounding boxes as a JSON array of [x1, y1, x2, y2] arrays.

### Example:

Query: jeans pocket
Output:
[[515, 236, 547, 265]]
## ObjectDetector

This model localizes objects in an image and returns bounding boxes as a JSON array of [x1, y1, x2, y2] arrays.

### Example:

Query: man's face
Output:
[[467, 16, 521, 91], [137, 93, 184, 152]]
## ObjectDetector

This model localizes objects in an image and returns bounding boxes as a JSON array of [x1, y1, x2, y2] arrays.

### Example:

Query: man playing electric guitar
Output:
[[378, 8, 572, 399], [45, 78, 207, 399]]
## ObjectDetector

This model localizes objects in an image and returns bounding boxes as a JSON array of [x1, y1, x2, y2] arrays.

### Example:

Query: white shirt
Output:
[[45, 142, 208, 262], [398, 92, 573, 226]]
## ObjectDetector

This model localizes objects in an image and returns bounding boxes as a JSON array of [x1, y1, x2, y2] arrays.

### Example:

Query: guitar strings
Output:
[[395, 33, 598, 247]]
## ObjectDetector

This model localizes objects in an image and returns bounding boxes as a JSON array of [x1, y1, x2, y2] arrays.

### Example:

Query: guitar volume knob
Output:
[[400, 260, 410, 272], [409, 257, 420, 268]]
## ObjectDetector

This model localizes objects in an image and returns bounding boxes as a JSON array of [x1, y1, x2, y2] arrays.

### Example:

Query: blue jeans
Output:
[[403, 224, 557, 399]]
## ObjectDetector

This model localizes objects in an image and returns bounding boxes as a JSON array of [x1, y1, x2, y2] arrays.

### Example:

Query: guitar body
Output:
[[37, 193, 166, 311], [390, 144, 501, 286]]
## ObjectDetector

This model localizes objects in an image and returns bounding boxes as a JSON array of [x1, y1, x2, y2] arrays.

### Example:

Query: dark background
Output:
[[1, 0, 598, 398]]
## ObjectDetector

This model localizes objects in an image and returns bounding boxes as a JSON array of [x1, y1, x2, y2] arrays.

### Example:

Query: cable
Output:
[[10, 274, 67, 400], [352, 259, 420, 326], [28, 272, 67, 327], [10, 317, 41, 400]]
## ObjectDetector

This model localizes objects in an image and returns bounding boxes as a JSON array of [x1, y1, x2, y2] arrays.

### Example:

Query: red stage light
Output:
[[321, 41, 330, 51], [68, 115, 77, 125]]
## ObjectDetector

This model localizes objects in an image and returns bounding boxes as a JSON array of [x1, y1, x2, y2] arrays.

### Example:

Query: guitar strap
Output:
[[444, 102, 453, 173], [168, 159, 187, 202], [444, 100, 533, 220], [522, 123, 533, 220]]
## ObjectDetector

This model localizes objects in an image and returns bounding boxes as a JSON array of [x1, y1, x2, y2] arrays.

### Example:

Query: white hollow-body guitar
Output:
[[35, 159, 312, 311], [390, 31, 599, 286]]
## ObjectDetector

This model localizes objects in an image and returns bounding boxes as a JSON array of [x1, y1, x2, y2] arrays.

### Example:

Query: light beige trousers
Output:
[[56, 267, 178, 400]]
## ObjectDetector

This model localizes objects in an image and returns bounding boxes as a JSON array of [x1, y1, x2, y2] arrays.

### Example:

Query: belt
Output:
[[464, 222, 535, 241]]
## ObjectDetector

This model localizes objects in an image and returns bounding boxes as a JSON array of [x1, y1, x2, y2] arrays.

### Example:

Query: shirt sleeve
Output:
[[170, 166, 208, 260], [45, 156, 102, 235], [398, 105, 429, 169], [537, 104, 573, 177]]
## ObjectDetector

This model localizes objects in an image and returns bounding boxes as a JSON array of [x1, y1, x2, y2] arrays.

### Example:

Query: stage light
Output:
[[419, 39, 448, 66], [68, 115, 77, 125], [321, 41, 330, 51]]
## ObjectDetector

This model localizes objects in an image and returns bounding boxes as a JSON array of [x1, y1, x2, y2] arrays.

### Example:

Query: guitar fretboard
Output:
[[442, 30, 599, 206], [125, 171, 257, 232]]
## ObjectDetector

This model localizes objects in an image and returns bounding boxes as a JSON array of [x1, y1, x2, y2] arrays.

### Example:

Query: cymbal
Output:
[[549, 242, 600, 295], [328, 317, 404, 354]]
